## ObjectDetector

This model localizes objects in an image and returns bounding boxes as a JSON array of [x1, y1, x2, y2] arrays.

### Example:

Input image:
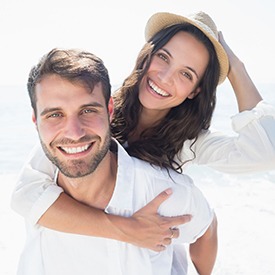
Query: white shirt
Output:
[[182, 101, 275, 173], [17, 141, 213, 275]]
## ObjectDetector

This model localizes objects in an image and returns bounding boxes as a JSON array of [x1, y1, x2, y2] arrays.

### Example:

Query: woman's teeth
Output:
[[148, 80, 169, 97]]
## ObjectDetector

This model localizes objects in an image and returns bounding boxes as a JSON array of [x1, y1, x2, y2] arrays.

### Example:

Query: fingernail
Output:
[[165, 188, 172, 195]]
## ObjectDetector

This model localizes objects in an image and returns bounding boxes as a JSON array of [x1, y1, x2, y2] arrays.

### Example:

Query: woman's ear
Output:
[[187, 87, 201, 99]]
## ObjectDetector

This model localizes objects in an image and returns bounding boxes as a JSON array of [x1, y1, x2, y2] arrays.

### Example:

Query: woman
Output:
[[12, 10, 275, 252]]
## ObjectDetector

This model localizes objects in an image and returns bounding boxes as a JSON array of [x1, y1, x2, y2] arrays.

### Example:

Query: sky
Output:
[[1, 0, 275, 87]]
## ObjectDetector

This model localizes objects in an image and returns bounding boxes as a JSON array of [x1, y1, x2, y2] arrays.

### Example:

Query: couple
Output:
[[13, 10, 275, 275]]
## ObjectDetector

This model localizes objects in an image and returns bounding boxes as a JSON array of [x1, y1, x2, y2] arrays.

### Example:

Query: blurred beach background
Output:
[[1, 0, 275, 274]]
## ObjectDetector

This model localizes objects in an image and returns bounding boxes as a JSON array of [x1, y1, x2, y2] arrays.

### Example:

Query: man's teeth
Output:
[[149, 80, 169, 97], [61, 145, 89, 154]]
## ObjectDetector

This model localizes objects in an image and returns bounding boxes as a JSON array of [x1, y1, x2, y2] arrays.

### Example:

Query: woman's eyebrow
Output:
[[185, 66, 199, 80]]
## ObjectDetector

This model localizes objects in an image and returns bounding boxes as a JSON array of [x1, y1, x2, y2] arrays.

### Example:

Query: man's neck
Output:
[[57, 151, 117, 210]]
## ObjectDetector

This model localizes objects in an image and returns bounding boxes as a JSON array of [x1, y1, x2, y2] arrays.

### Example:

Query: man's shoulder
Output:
[[115, 138, 194, 188], [132, 156, 194, 187]]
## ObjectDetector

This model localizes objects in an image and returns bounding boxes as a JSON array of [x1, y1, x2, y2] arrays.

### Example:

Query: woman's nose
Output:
[[157, 67, 174, 86]]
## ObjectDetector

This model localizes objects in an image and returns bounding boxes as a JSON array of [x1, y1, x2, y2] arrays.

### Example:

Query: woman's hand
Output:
[[218, 31, 262, 111], [218, 31, 239, 69], [110, 189, 192, 251]]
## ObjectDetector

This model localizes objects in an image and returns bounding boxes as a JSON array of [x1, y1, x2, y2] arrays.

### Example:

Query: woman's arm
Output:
[[182, 34, 275, 173], [11, 145, 191, 251], [189, 214, 218, 275], [219, 32, 262, 112], [38, 190, 190, 251]]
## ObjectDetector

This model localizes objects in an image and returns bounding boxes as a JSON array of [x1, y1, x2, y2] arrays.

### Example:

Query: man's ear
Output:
[[187, 87, 201, 99], [108, 97, 114, 121], [32, 110, 38, 127]]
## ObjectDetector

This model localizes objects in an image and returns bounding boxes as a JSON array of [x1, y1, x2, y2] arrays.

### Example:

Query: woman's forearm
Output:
[[38, 193, 118, 236], [38, 191, 191, 251], [227, 60, 262, 112]]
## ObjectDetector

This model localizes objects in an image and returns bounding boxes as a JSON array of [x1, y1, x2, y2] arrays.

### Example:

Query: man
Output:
[[17, 48, 217, 275]]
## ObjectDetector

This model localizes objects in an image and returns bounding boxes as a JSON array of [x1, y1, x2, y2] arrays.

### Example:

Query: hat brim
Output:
[[145, 12, 229, 84]]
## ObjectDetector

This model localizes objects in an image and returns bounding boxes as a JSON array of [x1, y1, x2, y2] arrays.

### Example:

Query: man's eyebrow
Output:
[[81, 102, 104, 109], [40, 107, 61, 116], [162, 48, 199, 80], [40, 103, 105, 116]]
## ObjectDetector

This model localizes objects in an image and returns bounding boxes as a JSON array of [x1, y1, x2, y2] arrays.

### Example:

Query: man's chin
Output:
[[58, 163, 93, 178], [60, 170, 92, 178]]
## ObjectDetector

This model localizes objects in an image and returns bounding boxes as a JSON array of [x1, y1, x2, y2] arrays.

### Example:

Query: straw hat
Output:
[[145, 11, 229, 84]]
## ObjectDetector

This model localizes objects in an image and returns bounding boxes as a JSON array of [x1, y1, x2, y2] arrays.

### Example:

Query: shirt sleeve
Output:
[[10, 143, 63, 225], [157, 175, 214, 244], [176, 185, 214, 244], [181, 101, 275, 173]]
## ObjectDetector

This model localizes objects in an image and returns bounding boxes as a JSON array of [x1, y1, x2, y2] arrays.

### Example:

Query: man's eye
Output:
[[48, 113, 62, 118], [82, 109, 96, 114]]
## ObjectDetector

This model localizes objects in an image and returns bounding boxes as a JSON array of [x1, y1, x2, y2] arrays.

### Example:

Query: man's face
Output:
[[33, 74, 112, 178]]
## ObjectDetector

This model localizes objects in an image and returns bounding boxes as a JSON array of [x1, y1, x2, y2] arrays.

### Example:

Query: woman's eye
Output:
[[182, 71, 192, 80], [157, 53, 168, 62]]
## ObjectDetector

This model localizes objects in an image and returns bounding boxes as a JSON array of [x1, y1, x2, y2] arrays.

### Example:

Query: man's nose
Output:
[[63, 116, 86, 140]]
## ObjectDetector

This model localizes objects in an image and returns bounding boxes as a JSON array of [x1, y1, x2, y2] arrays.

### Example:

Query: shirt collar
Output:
[[105, 139, 135, 213]]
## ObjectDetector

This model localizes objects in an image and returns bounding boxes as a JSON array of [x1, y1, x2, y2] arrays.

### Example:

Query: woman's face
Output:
[[139, 31, 209, 115]]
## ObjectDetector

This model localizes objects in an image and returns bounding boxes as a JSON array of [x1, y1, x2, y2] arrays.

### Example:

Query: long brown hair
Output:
[[111, 23, 220, 173]]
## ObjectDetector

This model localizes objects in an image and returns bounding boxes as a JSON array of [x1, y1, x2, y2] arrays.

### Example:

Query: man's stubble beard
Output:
[[40, 130, 112, 178]]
